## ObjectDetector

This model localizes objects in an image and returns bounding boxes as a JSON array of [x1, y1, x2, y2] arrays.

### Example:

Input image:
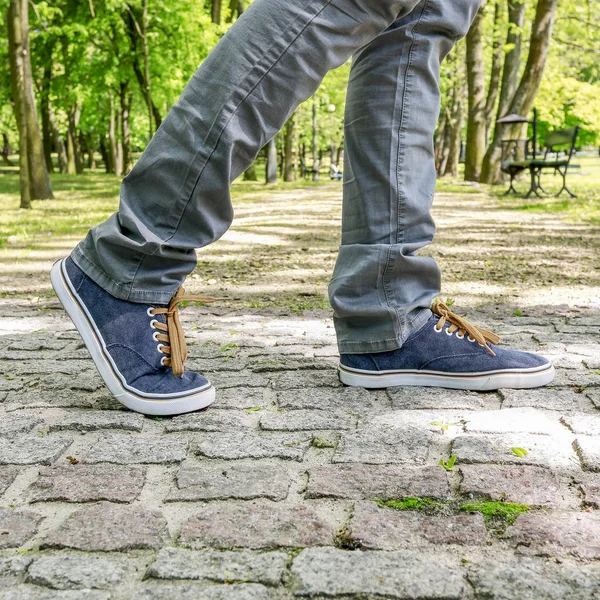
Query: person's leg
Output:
[[53, 0, 428, 414], [333, 0, 554, 390], [330, 0, 482, 354], [73, 0, 423, 304]]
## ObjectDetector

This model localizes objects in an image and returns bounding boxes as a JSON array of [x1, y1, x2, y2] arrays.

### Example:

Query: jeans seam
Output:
[[130, 0, 334, 294], [394, 0, 430, 245]]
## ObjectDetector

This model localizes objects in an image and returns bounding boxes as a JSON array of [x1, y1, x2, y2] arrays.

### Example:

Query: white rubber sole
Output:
[[51, 258, 216, 415], [338, 362, 555, 391]]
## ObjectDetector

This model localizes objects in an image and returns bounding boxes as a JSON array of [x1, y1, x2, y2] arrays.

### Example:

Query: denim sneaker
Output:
[[339, 301, 554, 391], [51, 257, 216, 415]]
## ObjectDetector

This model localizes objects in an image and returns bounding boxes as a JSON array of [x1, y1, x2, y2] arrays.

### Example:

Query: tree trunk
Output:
[[48, 105, 68, 173], [243, 163, 257, 181], [99, 136, 112, 174], [108, 94, 119, 175], [443, 83, 466, 178], [434, 109, 448, 175], [265, 137, 277, 184], [480, 0, 526, 183], [7, 0, 53, 202], [483, 0, 503, 141], [125, 2, 161, 135], [284, 114, 296, 182], [211, 0, 221, 24], [66, 104, 82, 174], [312, 96, 319, 182], [85, 134, 96, 170], [464, 0, 487, 182], [481, 0, 557, 184], [226, 0, 245, 22], [40, 62, 54, 174], [2, 133, 14, 166], [120, 83, 133, 175]]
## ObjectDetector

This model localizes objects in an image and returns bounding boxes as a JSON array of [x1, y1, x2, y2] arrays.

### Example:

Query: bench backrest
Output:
[[544, 126, 579, 150]]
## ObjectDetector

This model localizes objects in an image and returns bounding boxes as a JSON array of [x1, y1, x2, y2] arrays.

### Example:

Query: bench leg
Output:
[[554, 167, 577, 198], [503, 171, 519, 195], [524, 168, 543, 199]]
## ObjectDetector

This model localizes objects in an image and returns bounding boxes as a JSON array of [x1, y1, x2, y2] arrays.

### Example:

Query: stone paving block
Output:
[[550, 369, 599, 388], [347, 501, 487, 549], [248, 357, 334, 373], [588, 388, 600, 409], [305, 464, 449, 500], [0, 436, 73, 466], [0, 554, 33, 586], [167, 462, 290, 502], [459, 464, 567, 507], [29, 465, 146, 503], [290, 547, 465, 598], [468, 557, 600, 600], [573, 437, 600, 471], [452, 434, 575, 468], [562, 414, 600, 436], [209, 372, 270, 389], [0, 466, 19, 495], [500, 388, 594, 411], [179, 501, 332, 549], [165, 410, 257, 432], [132, 582, 275, 600], [271, 371, 342, 390], [213, 388, 272, 410], [0, 509, 42, 549], [4, 389, 99, 410], [42, 502, 169, 551], [389, 387, 497, 410], [573, 472, 600, 507], [27, 554, 128, 589], [0, 414, 43, 438], [259, 409, 355, 431], [7, 336, 68, 352], [0, 586, 111, 600], [195, 432, 310, 461], [83, 434, 188, 464], [38, 373, 104, 393], [334, 425, 433, 464], [147, 547, 288, 585], [506, 511, 600, 559], [464, 408, 562, 435], [276, 387, 381, 412], [47, 410, 144, 433]]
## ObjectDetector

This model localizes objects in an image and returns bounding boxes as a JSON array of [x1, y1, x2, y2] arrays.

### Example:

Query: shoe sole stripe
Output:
[[338, 363, 555, 391], [51, 259, 215, 415]]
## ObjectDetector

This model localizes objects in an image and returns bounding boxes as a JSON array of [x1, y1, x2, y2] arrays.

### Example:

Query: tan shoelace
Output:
[[430, 300, 500, 356], [150, 287, 224, 377]]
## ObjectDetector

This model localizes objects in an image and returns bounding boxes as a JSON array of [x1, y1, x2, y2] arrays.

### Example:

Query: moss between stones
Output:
[[459, 500, 529, 525], [377, 497, 445, 512]]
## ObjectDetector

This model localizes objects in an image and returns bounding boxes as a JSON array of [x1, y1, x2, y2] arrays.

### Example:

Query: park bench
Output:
[[501, 125, 580, 198]]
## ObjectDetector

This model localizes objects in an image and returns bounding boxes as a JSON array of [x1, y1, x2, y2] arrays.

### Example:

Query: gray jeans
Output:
[[73, 0, 482, 353]]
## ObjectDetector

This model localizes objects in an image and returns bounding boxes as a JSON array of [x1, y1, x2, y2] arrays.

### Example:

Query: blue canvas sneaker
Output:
[[339, 301, 555, 391], [51, 257, 216, 415]]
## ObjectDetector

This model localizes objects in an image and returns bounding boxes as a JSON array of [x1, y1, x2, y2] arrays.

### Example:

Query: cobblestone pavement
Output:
[[1, 295, 600, 600]]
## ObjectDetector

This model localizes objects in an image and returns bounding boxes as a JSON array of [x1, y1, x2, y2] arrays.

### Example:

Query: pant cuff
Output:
[[71, 246, 175, 305], [336, 307, 432, 354]]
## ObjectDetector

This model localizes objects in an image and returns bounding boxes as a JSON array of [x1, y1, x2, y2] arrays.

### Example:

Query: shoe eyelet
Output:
[[433, 326, 443, 333], [157, 343, 166, 354], [160, 356, 168, 366], [147, 307, 156, 317], [445, 328, 453, 337], [468, 335, 476, 343], [150, 319, 159, 330], [152, 331, 160, 342], [456, 332, 465, 339]]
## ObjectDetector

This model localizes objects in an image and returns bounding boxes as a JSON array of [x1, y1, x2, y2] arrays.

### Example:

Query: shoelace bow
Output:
[[150, 287, 225, 377], [430, 300, 500, 356]]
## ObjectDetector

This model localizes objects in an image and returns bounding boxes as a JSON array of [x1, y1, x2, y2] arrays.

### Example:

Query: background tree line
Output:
[[1, 0, 599, 208]]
